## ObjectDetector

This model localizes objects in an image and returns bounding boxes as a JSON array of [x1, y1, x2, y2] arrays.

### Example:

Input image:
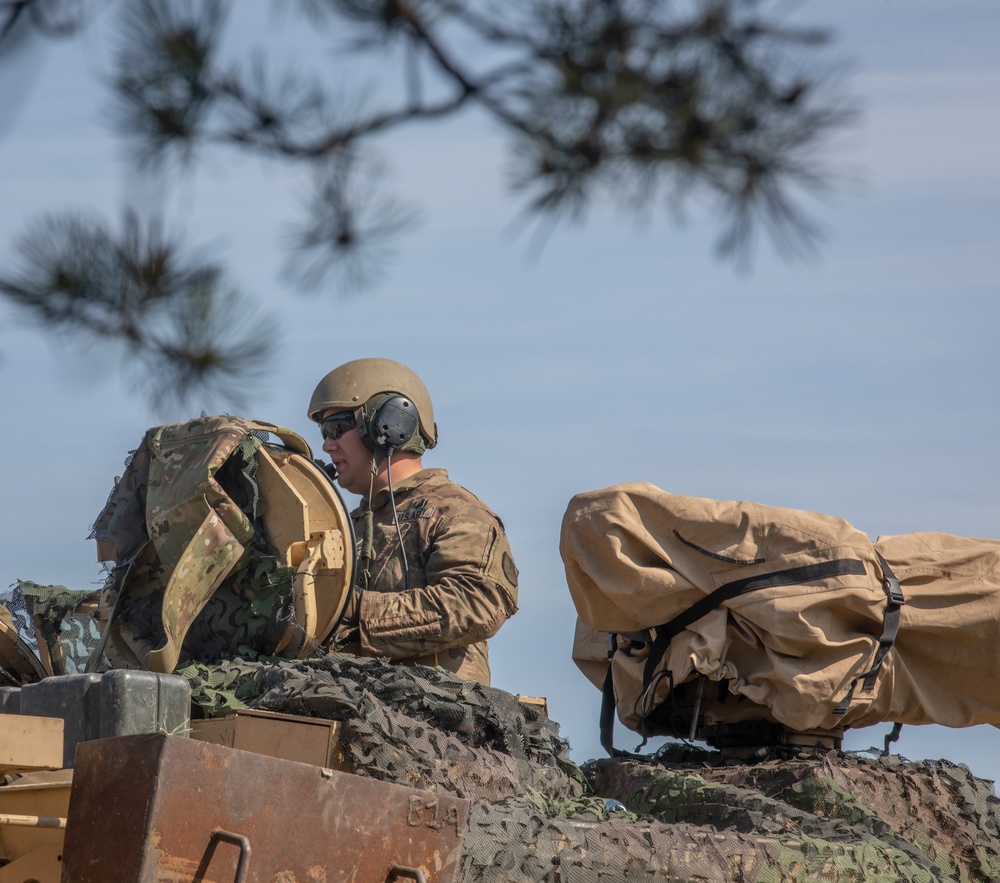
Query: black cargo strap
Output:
[[600, 632, 659, 758], [601, 555, 899, 756], [833, 552, 904, 715], [641, 558, 869, 692], [882, 721, 904, 756], [599, 651, 618, 756]]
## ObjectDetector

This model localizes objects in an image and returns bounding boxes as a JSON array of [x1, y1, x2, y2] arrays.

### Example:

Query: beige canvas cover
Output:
[[561, 483, 1000, 737]]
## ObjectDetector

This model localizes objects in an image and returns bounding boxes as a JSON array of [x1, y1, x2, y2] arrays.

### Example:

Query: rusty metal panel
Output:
[[61, 735, 467, 883]]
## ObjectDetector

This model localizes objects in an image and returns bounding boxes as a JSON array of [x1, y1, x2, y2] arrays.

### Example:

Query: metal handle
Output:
[[388, 866, 428, 883], [211, 828, 252, 883]]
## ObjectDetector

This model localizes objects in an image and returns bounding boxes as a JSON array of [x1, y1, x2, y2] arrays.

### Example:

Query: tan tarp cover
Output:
[[561, 483, 1000, 735]]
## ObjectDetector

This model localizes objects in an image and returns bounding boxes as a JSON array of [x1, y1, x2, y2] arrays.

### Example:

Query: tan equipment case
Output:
[[562, 483, 1000, 751]]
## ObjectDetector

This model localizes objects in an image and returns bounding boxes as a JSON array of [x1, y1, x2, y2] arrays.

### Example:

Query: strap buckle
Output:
[[884, 573, 904, 606]]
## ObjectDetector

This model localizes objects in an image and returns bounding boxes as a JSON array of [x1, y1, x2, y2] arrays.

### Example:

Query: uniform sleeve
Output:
[[357, 506, 519, 659]]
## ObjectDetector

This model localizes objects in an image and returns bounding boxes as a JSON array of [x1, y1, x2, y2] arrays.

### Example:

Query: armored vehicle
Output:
[[3, 418, 1000, 882]]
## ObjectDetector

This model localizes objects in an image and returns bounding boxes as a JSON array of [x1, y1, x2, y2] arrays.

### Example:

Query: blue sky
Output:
[[1, 2, 998, 774]]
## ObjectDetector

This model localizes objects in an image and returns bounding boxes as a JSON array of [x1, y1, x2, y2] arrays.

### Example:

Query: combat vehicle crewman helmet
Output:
[[308, 357, 438, 449]]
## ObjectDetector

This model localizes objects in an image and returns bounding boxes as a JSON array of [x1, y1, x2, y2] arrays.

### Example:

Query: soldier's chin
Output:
[[338, 474, 364, 496]]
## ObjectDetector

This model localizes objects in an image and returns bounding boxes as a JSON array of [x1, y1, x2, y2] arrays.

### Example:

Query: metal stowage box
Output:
[[4, 671, 191, 768], [190, 708, 352, 771], [63, 735, 469, 883]]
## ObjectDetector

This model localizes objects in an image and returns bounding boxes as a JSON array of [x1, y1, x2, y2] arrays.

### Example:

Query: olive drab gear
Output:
[[561, 483, 1000, 751], [89, 415, 356, 674], [307, 358, 438, 449]]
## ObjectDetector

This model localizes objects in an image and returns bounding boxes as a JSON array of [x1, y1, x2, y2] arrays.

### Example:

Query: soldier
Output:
[[308, 358, 519, 685]]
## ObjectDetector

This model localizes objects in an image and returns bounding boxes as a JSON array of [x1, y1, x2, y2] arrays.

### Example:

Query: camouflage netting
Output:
[[460, 748, 1000, 882], [1, 580, 101, 676], [586, 747, 1000, 882], [178, 653, 1000, 883], [179, 653, 587, 804], [3, 586, 1000, 880]]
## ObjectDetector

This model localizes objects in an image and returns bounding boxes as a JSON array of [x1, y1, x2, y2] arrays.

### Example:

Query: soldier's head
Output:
[[308, 358, 437, 496]]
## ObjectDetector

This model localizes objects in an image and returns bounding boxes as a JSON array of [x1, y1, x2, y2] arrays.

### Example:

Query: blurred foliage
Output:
[[0, 211, 273, 409], [0, 0, 856, 409]]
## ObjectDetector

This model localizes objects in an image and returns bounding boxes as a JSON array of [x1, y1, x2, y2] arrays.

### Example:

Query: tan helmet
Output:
[[308, 358, 438, 448]]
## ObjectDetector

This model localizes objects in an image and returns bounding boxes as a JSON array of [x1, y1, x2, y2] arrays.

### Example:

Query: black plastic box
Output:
[[1, 671, 191, 767]]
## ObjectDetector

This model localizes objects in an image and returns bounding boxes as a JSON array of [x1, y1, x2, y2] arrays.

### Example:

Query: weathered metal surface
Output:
[[61, 734, 468, 883]]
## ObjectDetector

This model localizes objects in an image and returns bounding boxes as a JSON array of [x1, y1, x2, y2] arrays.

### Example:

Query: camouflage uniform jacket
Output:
[[351, 468, 519, 685]]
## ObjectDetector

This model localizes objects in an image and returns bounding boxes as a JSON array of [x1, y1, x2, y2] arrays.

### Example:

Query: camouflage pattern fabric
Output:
[[117, 554, 297, 667], [142, 419, 260, 672], [90, 417, 310, 671], [0, 590, 48, 684], [348, 468, 519, 685]]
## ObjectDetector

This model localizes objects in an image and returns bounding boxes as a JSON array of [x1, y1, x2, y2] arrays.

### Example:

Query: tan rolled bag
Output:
[[89, 415, 355, 673], [561, 483, 1000, 753]]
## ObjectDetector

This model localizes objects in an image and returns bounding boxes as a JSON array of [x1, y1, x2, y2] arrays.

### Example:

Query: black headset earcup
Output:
[[365, 396, 419, 454]]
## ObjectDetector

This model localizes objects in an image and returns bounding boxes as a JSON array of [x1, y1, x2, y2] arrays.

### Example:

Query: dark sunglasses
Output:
[[319, 411, 357, 441]]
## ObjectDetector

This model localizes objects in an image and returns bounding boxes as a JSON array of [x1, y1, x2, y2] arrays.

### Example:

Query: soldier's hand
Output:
[[330, 588, 361, 648]]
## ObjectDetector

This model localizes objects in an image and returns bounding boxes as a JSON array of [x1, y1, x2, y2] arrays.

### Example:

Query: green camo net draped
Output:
[[3, 588, 1000, 881], [177, 654, 1000, 883]]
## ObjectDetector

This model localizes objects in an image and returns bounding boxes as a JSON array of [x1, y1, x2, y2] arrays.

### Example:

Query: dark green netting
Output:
[[178, 653, 587, 804], [174, 653, 1000, 882]]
